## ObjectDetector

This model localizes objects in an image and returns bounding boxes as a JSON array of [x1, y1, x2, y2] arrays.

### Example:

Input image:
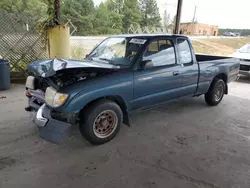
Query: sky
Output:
[[94, 0, 250, 29]]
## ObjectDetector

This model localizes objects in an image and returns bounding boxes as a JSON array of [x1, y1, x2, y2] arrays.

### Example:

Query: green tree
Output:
[[105, 0, 123, 14], [0, 0, 47, 21], [104, 0, 123, 33], [163, 9, 170, 30], [93, 2, 121, 34], [139, 0, 161, 28], [108, 11, 123, 33], [0, 0, 48, 32], [61, 0, 95, 35], [170, 15, 176, 33], [122, 0, 142, 33], [93, 3, 109, 34]]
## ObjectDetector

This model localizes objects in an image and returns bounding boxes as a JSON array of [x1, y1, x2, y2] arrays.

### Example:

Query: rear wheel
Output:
[[80, 100, 123, 145], [205, 79, 226, 106]]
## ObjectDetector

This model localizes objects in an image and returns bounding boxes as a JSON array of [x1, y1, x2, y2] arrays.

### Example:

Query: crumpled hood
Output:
[[27, 59, 120, 77]]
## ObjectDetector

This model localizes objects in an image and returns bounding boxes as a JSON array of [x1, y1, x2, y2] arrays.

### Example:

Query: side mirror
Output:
[[141, 59, 153, 69], [85, 54, 89, 59]]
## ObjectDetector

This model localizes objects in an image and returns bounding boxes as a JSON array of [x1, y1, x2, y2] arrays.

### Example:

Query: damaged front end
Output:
[[25, 87, 74, 144], [25, 58, 120, 144]]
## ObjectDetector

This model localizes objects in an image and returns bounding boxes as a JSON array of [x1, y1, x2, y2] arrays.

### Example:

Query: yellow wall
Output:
[[47, 25, 70, 59]]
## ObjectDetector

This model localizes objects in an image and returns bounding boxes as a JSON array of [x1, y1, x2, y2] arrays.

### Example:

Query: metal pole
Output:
[[174, 0, 183, 34], [192, 5, 197, 23]]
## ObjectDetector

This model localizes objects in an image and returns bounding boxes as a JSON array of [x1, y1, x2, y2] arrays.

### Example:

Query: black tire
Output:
[[205, 79, 226, 106], [79, 99, 123, 145]]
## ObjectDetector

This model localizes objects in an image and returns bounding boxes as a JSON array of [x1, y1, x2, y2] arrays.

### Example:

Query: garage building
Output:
[[180, 22, 218, 36]]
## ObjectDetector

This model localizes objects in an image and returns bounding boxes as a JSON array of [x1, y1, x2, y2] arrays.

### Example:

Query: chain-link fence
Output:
[[0, 11, 47, 80], [127, 24, 173, 34]]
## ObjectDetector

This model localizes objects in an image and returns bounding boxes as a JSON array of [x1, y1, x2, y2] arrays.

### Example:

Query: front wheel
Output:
[[205, 79, 226, 106], [80, 100, 123, 145]]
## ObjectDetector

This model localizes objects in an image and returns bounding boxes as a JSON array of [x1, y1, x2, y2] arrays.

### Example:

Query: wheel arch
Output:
[[212, 73, 228, 94], [79, 95, 130, 126]]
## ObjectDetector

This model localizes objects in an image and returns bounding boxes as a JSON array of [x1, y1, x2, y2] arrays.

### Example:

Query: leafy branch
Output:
[[36, 0, 56, 46]]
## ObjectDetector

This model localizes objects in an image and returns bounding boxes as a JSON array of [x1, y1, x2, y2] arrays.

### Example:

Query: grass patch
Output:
[[70, 46, 87, 60], [204, 37, 250, 49], [192, 37, 250, 56]]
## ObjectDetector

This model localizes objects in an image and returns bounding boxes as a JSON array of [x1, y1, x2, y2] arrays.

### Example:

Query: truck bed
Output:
[[194, 53, 240, 96], [195, 54, 230, 62]]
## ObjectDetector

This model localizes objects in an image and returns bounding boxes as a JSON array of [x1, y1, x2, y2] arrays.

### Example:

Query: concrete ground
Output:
[[1, 77, 250, 188]]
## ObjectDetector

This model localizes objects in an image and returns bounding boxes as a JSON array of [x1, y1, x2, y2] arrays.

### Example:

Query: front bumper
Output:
[[239, 63, 250, 75], [29, 103, 72, 144], [239, 70, 250, 76]]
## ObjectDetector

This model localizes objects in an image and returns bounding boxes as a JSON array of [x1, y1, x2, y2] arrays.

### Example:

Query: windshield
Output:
[[88, 37, 146, 66]]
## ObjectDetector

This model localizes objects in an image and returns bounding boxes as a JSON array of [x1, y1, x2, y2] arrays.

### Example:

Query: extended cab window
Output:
[[177, 38, 192, 64], [143, 39, 176, 67]]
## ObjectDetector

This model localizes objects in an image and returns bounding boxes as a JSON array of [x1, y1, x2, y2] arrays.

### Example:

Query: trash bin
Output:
[[0, 59, 10, 90]]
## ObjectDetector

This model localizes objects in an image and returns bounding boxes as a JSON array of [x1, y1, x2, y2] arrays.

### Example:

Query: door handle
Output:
[[173, 71, 180, 76]]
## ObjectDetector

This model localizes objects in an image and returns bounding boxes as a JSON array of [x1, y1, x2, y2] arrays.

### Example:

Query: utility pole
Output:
[[192, 5, 197, 35], [174, 0, 183, 34], [192, 5, 197, 23]]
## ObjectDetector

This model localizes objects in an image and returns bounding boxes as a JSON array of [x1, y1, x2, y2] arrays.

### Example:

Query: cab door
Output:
[[133, 38, 183, 110], [176, 38, 199, 96]]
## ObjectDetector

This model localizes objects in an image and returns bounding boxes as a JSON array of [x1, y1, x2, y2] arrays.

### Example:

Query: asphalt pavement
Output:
[[1, 77, 250, 188]]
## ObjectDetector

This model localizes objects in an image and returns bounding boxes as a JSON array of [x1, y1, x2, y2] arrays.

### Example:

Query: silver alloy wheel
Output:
[[214, 84, 223, 101], [93, 110, 118, 138]]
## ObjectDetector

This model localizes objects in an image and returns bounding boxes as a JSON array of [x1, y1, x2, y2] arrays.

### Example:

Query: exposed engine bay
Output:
[[26, 58, 121, 92], [25, 67, 117, 117], [29, 68, 116, 92]]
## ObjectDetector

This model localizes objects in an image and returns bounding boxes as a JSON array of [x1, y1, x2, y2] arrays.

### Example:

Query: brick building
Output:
[[180, 22, 218, 36]]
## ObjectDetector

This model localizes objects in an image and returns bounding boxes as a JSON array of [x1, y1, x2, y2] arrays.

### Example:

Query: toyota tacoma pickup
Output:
[[25, 34, 240, 145]]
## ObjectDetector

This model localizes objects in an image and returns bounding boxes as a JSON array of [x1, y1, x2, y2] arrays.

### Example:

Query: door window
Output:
[[143, 39, 176, 67], [177, 38, 192, 64]]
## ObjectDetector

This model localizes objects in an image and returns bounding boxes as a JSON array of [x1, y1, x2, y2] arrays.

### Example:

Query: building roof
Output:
[[180, 22, 218, 27]]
